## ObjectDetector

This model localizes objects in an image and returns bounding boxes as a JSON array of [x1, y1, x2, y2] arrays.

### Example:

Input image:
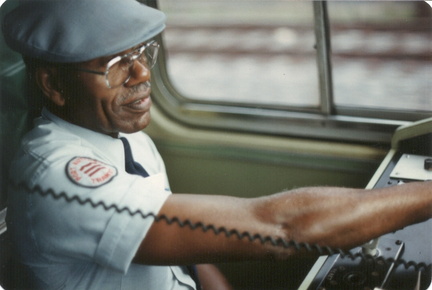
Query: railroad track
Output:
[[163, 24, 431, 61]]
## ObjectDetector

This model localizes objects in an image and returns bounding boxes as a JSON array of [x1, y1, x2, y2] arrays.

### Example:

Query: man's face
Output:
[[59, 47, 153, 137]]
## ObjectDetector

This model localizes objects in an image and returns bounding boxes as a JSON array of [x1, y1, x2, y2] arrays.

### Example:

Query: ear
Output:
[[35, 67, 66, 107]]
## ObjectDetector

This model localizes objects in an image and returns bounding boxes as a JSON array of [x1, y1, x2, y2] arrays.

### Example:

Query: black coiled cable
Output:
[[9, 181, 431, 271]]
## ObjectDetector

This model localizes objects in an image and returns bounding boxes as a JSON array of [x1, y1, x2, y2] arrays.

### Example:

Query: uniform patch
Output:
[[66, 157, 118, 188]]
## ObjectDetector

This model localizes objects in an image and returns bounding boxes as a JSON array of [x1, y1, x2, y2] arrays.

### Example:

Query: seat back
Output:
[[0, 1, 35, 287]]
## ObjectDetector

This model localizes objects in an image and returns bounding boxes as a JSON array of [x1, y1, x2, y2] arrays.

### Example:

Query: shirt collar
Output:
[[41, 107, 125, 168]]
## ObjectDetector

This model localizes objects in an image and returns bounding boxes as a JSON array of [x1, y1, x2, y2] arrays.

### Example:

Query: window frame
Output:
[[147, 0, 431, 144]]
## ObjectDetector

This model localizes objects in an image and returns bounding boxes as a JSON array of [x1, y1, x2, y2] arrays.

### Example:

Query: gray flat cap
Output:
[[2, 0, 166, 63]]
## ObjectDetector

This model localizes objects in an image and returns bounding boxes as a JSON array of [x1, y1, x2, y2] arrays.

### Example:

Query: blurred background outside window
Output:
[[159, 1, 319, 108], [159, 1, 431, 114], [329, 1, 431, 111]]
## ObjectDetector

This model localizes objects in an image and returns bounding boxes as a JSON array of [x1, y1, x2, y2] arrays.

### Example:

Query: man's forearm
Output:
[[257, 181, 432, 251], [135, 182, 431, 264]]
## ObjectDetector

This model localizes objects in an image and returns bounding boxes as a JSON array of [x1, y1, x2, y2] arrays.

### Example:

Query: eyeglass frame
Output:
[[69, 40, 159, 89]]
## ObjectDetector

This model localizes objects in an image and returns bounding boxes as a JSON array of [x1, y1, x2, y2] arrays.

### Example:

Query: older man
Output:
[[2, 0, 431, 289]]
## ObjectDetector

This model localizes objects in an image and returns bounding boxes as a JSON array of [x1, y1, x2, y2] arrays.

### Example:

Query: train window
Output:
[[158, 1, 318, 108], [150, 1, 431, 143], [329, 1, 432, 113]]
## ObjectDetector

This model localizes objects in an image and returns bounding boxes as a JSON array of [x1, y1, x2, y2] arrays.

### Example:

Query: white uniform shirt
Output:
[[7, 108, 196, 289]]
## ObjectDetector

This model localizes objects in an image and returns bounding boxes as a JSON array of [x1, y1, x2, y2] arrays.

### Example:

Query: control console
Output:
[[300, 118, 432, 290]]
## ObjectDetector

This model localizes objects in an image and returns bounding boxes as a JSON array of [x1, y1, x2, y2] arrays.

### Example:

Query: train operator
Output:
[[2, 0, 431, 289]]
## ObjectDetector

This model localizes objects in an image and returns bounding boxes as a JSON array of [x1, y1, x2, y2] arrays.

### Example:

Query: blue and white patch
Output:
[[66, 157, 118, 188]]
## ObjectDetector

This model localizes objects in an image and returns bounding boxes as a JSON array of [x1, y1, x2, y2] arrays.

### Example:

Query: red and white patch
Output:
[[66, 157, 117, 188]]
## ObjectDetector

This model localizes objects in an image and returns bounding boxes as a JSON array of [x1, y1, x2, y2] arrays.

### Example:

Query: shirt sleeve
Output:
[[94, 173, 170, 272], [23, 151, 170, 274]]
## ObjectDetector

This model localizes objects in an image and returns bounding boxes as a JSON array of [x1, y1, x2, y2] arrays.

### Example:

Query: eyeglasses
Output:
[[71, 40, 159, 88]]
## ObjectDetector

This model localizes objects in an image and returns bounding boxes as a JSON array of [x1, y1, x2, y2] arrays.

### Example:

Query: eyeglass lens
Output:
[[106, 42, 159, 88]]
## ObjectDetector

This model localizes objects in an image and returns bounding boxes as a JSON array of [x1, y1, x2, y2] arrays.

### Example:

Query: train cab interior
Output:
[[0, 0, 431, 289]]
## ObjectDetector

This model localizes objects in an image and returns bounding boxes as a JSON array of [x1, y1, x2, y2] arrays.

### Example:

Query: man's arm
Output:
[[196, 264, 233, 290], [133, 181, 431, 265]]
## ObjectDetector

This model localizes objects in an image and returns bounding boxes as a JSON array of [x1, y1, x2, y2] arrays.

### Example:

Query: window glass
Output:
[[329, 1, 432, 112], [158, 1, 319, 108]]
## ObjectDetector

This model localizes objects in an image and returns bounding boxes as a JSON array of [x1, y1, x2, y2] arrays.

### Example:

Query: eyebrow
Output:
[[93, 41, 149, 68], [118, 43, 145, 56]]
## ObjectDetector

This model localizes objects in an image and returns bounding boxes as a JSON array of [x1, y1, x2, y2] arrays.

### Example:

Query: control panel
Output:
[[300, 118, 432, 290]]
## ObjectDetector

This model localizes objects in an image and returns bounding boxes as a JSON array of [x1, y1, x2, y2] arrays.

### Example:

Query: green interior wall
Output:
[[153, 140, 381, 289]]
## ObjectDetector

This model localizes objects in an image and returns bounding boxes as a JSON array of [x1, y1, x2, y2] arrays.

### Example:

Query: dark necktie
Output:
[[121, 137, 201, 289], [120, 137, 149, 177]]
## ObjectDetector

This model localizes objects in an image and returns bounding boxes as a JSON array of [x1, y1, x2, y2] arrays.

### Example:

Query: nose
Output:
[[125, 60, 150, 87]]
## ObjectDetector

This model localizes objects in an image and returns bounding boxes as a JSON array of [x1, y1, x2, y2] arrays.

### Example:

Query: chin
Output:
[[120, 115, 151, 134]]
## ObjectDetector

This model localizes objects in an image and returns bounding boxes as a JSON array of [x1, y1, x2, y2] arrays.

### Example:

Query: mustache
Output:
[[119, 81, 151, 102]]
